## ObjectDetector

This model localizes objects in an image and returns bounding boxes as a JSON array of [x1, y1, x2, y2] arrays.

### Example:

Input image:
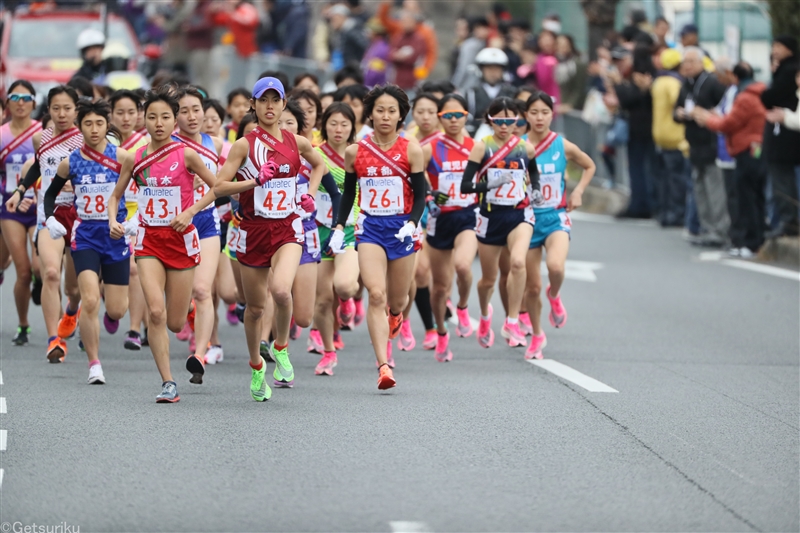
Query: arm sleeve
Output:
[[44, 174, 68, 219], [320, 172, 342, 224], [335, 170, 357, 228], [408, 171, 427, 226], [214, 196, 232, 207], [528, 157, 540, 192], [20, 158, 41, 191], [460, 160, 489, 194]]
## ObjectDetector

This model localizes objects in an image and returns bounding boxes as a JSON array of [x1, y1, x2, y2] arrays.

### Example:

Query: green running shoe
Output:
[[250, 356, 271, 402], [271, 341, 294, 388]]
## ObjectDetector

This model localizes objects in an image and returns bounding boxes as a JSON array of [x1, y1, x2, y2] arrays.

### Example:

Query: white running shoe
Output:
[[205, 345, 224, 364], [88, 363, 105, 384]]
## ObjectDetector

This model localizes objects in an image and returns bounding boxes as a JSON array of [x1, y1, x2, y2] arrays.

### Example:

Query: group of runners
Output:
[[0, 74, 595, 403]]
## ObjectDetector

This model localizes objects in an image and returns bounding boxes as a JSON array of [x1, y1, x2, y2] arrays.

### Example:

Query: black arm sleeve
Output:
[[44, 174, 68, 219], [408, 171, 427, 226], [214, 196, 231, 207], [20, 158, 41, 191], [460, 160, 489, 194], [528, 156, 540, 192], [335, 170, 357, 228], [320, 172, 342, 225]]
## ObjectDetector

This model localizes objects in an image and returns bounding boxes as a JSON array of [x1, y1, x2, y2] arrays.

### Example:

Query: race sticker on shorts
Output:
[[539, 172, 564, 209], [354, 212, 366, 235], [75, 182, 114, 221], [193, 182, 213, 211], [124, 178, 138, 203], [524, 205, 536, 225], [359, 176, 404, 215], [226, 226, 239, 250], [134, 226, 145, 251], [138, 186, 181, 226], [254, 178, 296, 219], [426, 213, 437, 236], [236, 228, 247, 254], [485, 169, 525, 206], [316, 191, 333, 227], [306, 227, 321, 256], [558, 211, 571, 229], [439, 172, 475, 207], [5, 163, 22, 194], [475, 212, 489, 238], [183, 228, 200, 256]]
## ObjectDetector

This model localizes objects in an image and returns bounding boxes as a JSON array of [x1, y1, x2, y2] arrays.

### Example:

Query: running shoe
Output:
[[546, 286, 567, 328], [88, 363, 106, 384], [187, 300, 197, 332], [46, 336, 66, 363], [477, 304, 494, 348], [386, 341, 395, 369], [353, 298, 365, 327], [445, 298, 456, 322], [186, 354, 205, 384], [234, 302, 246, 323], [226, 303, 239, 325], [176, 321, 192, 342], [456, 307, 473, 338], [519, 312, 533, 336], [260, 340, 274, 362], [271, 342, 295, 388], [124, 330, 142, 351], [31, 276, 42, 306], [57, 305, 80, 339], [103, 312, 120, 334], [307, 329, 323, 354], [188, 332, 196, 354], [337, 297, 356, 326], [333, 331, 345, 351], [501, 320, 528, 348], [205, 345, 223, 365], [141, 328, 149, 347], [524, 332, 547, 360], [388, 311, 403, 339], [397, 320, 416, 351], [12, 326, 30, 346], [79, 339, 85, 352], [289, 316, 301, 340], [156, 381, 180, 403], [422, 329, 437, 350], [377, 364, 396, 390], [434, 332, 453, 362], [250, 357, 271, 402], [315, 351, 338, 376]]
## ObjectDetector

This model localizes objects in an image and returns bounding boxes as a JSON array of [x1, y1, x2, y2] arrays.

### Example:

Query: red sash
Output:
[[534, 131, 558, 159], [0, 122, 42, 165], [132, 142, 184, 180], [439, 135, 472, 158], [418, 131, 442, 147], [252, 127, 300, 169], [121, 130, 146, 151], [479, 136, 521, 178], [319, 142, 345, 170], [174, 133, 219, 165], [81, 144, 122, 174], [360, 137, 409, 179], [37, 127, 80, 159]]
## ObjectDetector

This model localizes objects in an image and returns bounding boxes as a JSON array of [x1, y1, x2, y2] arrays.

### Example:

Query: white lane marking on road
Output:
[[699, 251, 726, 261], [722, 259, 800, 281], [0, 371, 4, 384], [529, 359, 619, 393], [569, 211, 656, 226], [0, 469, 4, 489], [0, 430, 6, 451], [543, 260, 603, 282], [389, 522, 432, 533], [0, 398, 6, 414]]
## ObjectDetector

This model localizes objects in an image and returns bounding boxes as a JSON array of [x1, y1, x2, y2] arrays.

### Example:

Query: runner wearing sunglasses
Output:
[[459, 96, 540, 350], [44, 100, 134, 384], [1, 81, 41, 346], [420, 94, 478, 362]]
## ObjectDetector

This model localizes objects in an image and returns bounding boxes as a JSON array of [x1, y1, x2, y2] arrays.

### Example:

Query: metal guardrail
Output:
[[558, 111, 629, 191]]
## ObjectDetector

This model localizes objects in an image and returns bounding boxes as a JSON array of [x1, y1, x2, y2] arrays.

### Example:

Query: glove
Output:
[[123, 218, 139, 237], [487, 172, 513, 190], [328, 228, 346, 255], [531, 189, 545, 207], [394, 221, 416, 242], [426, 196, 441, 218], [45, 216, 67, 240], [432, 190, 450, 206], [255, 160, 278, 186], [299, 194, 316, 220]]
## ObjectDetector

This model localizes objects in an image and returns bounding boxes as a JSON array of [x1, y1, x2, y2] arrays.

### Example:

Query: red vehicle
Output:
[[0, 8, 141, 101]]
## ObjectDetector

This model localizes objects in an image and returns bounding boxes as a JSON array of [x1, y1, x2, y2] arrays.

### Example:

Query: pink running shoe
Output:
[[226, 303, 239, 325], [477, 304, 494, 348], [289, 316, 301, 340], [176, 321, 191, 342], [337, 297, 356, 327], [353, 299, 365, 327], [315, 351, 338, 375], [456, 306, 473, 338], [333, 331, 345, 350], [434, 332, 453, 362], [547, 285, 567, 328], [519, 312, 533, 336], [397, 319, 416, 351], [386, 341, 395, 368], [307, 329, 324, 354], [525, 332, 547, 360], [501, 320, 528, 348], [422, 329, 437, 350]]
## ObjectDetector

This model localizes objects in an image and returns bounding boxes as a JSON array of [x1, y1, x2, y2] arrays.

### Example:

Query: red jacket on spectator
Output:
[[390, 31, 425, 90], [704, 82, 767, 157], [212, 1, 260, 58]]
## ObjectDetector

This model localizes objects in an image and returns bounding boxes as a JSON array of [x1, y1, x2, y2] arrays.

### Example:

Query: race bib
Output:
[[524, 205, 536, 226], [296, 180, 309, 201], [426, 213, 436, 237], [138, 186, 181, 226], [315, 191, 334, 227], [485, 169, 525, 206], [254, 178, 296, 219], [475, 212, 489, 238], [75, 182, 113, 221], [539, 172, 564, 209], [124, 179, 138, 203], [5, 163, 21, 194], [439, 172, 475, 207], [183, 228, 200, 256], [359, 176, 404, 216], [193, 182, 213, 211], [226, 225, 239, 250], [305, 227, 321, 256]]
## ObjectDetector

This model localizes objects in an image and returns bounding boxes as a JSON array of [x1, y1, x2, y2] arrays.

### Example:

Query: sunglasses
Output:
[[8, 93, 34, 103], [516, 118, 528, 127], [438, 111, 467, 120], [489, 116, 519, 127]]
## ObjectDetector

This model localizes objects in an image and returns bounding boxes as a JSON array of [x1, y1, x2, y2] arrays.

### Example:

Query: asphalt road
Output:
[[1, 214, 798, 532]]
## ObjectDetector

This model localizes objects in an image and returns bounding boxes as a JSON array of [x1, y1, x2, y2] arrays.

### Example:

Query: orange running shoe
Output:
[[57, 306, 81, 339], [377, 364, 396, 390], [46, 336, 67, 363], [186, 353, 205, 384], [187, 300, 196, 333], [388, 311, 403, 339]]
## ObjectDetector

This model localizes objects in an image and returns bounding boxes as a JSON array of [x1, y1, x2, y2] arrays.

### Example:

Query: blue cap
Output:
[[252, 77, 285, 99], [680, 23, 698, 36]]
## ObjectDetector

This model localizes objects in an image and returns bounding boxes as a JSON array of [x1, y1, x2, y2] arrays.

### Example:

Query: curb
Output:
[[758, 236, 800, 268]]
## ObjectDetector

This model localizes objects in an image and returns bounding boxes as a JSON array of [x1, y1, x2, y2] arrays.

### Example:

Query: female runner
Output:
[[108, 86, 218, 403], [45, 100, 134, 384], [214, 77, 324, 401], [330, 84, 427, 389], [523, 92, 595, 359], [6, 85, 84, 362], [290, 89, 322, 146], [422, 93, 478, 361], [0, 81, 41, 346], [459, 96, 540, 350]]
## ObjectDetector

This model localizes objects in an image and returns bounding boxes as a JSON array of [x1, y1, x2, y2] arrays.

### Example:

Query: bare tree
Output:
[[765, 0, 800, 37]]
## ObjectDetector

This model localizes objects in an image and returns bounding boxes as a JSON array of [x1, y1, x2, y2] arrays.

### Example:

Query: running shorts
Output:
[[355, 214, 420, 261], [35, 204, 78, 248], [318, 224, 356, 261], [193, 208, 220, 240], [300, 218, 321, 265], [134, 224, 201, 270], [426, 207, 477, 251], [530, 208, 571, 249], [0, 191, 36, 228], [71, 220, 131, 264], [475, 206, 535, 247], [71, 250, 130, 285], [237, 215, 304, 269]]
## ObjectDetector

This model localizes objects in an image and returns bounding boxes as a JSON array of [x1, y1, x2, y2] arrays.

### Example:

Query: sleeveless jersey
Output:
[[37, 127, 84, 222], [173, 132, 218, 212], [113, 133, 149, 203], [427, 135, 476, 213], [133, 145, 195, 227], [315, 143, 358, 227], [1, 122, 37, 198], [354, 136, 413, 217], [534, 133, 567, 211], [69, 143, 126, 223], [236, 129, 302, 222], [478, 135, 530, 211]]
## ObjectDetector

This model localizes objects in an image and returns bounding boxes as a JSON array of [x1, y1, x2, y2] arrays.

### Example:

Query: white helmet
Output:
[[76, 29, 106, 51], [475, 47, 508, 67]]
